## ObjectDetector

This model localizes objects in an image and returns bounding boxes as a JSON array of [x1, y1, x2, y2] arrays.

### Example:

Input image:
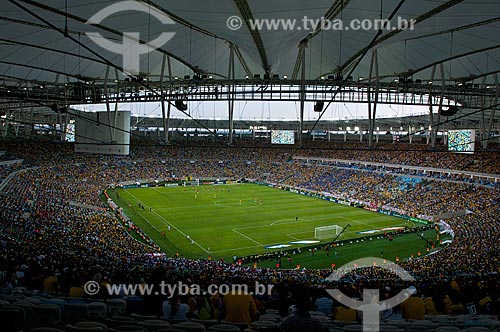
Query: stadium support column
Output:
[[56, 108, 63, 141], [104, 66, 119, 143], [113, 69, 120, 140], [299, 41, 307, 146], [160, 54, 172, 143], [479, 75, 488, 148], [483, 74, 499, 149], [104, 66, 113, 142], [367, 50, 379, 147], [24, 107, 34, 137], [427, 66, 435, 145], [13, 110, 21, 137], [228, 44, 235, 145], [428, 64, 444, 148], [435, 63, 445, 148], [0, 110, 9, 137], [64, 111, 70, 141], [57, 109, 69, 142]]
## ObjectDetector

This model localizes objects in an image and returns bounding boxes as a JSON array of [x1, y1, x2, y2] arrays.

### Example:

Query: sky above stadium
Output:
[[74, 101, 430, 123]]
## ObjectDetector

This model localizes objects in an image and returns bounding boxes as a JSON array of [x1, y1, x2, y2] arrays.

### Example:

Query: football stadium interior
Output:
[[0, 0, 499, 331]]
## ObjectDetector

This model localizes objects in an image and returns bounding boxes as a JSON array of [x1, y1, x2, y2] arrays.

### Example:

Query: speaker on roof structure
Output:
[[175, 100, 188, 111], [440, 106, 459, 117], [314, 101, 325, 113]]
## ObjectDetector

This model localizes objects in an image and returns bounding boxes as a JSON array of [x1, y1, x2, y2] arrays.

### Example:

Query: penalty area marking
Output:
[[209, 244, 261, 254], [270, 218, 313, 226], [232, 220, 301, 232], [124, 189, 210, 254], [234, 216, 334, 232], [285, 230, 314, 241], [232, 228, 263, 246], [270, 214, 349, 227]]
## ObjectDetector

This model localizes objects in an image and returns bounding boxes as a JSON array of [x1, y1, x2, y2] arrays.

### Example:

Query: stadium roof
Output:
[[0, 0, 499, 136], [1, 0, 499, 83]]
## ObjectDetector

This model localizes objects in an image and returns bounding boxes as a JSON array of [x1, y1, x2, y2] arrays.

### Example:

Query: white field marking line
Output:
[[233, 215, 340, 232], [286, 230, 318, 241], [146, 201, 264, 211], [269, 214, 346, 227], [209, 244, 262, 254], [154, 203, 226, 211], [152, 187, 235, 195], [153, 207, 182, 211], [233, 221, 297, 231], [152, 188, 177, 198], [214, 201, 263, 209], [152, 205, 375, 216], [270, 218, 314, 226], [287, 230, 314, 236], [124, 189, 163, 234], [232, 228, 263, 246], [151, 189, 234, 210], [338, 214, 412, 230], [151, 187, 256, 208], [337, 216, 410, 236], [270, 219, 303, 226], [147, 197, 266, 210], [213, 199, 262, 208], [337, 215, 376, 228], [125, 189, 210, 254], [232, 224, 276, 231]]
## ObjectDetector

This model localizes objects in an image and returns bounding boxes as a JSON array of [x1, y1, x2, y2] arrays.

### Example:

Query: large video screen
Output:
[[448, 130, 475, 154], [271, 130, 295, 145]]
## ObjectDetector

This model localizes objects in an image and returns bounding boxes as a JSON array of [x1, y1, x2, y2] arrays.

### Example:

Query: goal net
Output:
[[182, 179, 200, 187], [315, 225, 343, 239]]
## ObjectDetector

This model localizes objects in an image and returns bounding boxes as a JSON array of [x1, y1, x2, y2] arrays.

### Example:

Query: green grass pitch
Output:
[[108, 183, 441, 268]]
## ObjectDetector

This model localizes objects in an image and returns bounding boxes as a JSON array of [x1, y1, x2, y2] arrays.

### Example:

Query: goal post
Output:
[[315, 225, 343, 239], [182, 178, 200, 187]]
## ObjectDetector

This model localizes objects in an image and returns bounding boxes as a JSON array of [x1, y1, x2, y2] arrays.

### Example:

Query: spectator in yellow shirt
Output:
[[222, 291, 257, 324], [401, 287, 425, 320]]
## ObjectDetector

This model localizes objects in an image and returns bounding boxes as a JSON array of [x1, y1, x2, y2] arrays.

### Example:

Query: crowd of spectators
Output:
[[0, 140, 499, 321]]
